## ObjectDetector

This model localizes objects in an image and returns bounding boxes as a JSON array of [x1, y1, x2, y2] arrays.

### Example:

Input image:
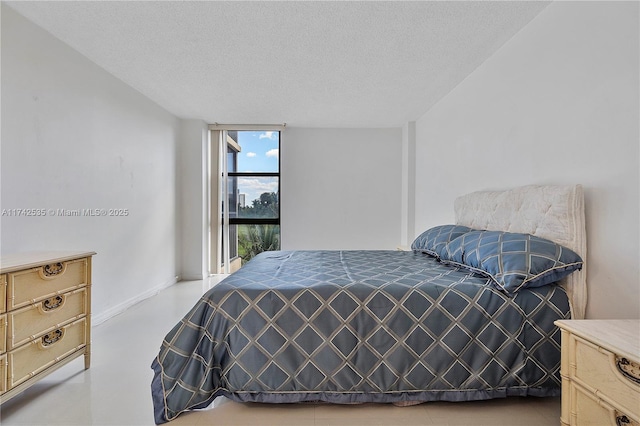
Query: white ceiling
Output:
[[5, 1, 550, 128]]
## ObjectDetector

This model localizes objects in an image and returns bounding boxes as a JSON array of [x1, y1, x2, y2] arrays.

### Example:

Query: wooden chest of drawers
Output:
[[555, 320, 640, 426], [0, 251, 95, 403]]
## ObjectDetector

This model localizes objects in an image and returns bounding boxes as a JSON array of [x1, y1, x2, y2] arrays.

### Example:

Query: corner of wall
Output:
[[401, 121, 416, 246], [178, 119, 210, 280]]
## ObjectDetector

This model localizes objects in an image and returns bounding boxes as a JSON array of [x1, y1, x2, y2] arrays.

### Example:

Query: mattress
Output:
[[151, 250, 570, 423]]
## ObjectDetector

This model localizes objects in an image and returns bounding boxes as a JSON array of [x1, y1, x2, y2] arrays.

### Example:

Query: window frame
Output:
[[227, 171, 280, 226], [209, 125, 284, 274]]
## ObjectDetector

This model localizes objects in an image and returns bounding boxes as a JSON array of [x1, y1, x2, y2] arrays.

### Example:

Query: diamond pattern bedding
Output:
[[151, 250, 570, 424]]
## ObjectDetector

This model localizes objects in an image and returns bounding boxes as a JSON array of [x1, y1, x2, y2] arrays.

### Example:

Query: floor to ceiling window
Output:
[[210, 126, 282, 274]]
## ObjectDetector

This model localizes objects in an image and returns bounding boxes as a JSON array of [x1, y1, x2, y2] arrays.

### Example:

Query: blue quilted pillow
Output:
[[411, 225, 473, 258], [438, 230, 583, 293]]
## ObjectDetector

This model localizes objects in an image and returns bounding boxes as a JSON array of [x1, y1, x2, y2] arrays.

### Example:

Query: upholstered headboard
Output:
[[454, 184, 587, 319]]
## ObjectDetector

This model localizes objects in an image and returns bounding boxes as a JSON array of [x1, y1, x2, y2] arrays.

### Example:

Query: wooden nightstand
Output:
[[555, 320, 640, 426], [0, 251, 95, 404]]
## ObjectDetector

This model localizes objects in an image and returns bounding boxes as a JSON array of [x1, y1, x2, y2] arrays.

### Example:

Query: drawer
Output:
[[0, 274, 6, 313], [0, 314, 5, 354], [7, 288, 87, 350], [8, 317, 86, 389], [0, 354, 6, 394], [8, 258, 88, 310], [572, 334, 640, 417], [573, 383, 639, 426]]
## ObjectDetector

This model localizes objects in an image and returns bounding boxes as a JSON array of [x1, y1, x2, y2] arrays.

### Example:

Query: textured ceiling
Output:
[[5, 1, 549, 128]]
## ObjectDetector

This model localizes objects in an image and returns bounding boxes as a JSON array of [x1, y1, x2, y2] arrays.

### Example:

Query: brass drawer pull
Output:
[[617, 357, 640, 384], [616, 415, 630, 426], [41, 329, 64, 346], [43, 262, 64, 277], [42, 295, 64, 311]]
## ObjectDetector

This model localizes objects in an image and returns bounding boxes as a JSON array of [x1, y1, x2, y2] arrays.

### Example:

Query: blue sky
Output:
[[235, 131, 279, 204], [237, 131, 279, 172]]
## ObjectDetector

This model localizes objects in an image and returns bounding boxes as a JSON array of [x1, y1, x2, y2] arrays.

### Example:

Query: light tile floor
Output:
[[0, 278, 561, 426]]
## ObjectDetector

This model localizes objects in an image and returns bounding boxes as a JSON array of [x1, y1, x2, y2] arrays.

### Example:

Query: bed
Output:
[[151, 184, 587, 424]]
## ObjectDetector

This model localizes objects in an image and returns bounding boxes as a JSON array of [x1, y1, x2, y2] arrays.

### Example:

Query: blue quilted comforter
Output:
[[151, 250, 570, 423]]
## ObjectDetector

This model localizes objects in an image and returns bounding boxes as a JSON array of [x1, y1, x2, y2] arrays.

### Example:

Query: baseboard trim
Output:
[[91, 276, 179, 326], [180, 274, 206, 281]]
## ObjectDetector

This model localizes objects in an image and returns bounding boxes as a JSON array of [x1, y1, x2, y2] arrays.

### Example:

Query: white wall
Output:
[[281, 128, 403, 250], [1, 5, 183, 323], [5, 1, 636, 322], [412, 2, 639, 319], [178, 120, 209, 280]]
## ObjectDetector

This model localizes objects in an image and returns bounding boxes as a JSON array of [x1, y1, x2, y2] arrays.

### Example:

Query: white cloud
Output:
[[259, 131, 277, 140], [246, 152, 257, 158], [266, 148, 279, 159], [238, 177, 279, 202], [239, 177, 278, 192]]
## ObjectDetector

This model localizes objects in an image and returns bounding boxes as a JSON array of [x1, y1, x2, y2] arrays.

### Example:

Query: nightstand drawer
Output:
[[8, 258, 88, 310], [7, 288, 88, 350], [8, 317, 87, 388], [573, 382, 639, 426], [573, 334, 640, 417]]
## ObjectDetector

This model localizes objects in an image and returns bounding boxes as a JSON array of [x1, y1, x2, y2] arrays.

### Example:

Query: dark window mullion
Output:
[[228, 172, 279, 177], [229, 218, 280, 225]]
